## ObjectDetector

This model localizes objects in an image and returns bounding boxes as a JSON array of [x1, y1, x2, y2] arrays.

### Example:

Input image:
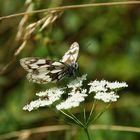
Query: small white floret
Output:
[[106, 81, 128, 89], [94, 91, 119, 103], [88, 80, 108, 93]]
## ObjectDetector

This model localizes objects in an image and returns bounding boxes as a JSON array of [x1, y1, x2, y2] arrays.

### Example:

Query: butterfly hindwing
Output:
[[26, 70, 64, 84], [20, 58, 66, 84]]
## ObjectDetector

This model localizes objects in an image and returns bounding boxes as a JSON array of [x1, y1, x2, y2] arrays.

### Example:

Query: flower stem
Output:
[[84, 127, 91, 140], [92, 103, 111, 123], [86, 99, 97, 125], [60, 110, 84, 127]]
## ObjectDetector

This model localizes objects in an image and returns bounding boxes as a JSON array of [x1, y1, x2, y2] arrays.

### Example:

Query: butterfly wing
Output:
[[20, 57, 53, 72], [20, 58, 66, 84], [61, 42, 79, 65]]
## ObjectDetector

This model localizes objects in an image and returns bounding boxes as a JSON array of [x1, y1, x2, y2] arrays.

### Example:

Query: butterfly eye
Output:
[[75, 63, 78, 69]]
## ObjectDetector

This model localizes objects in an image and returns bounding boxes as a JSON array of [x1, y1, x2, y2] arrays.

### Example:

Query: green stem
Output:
[[83, 108, 86, 124], [84, 127, 91, 140], [92, 103, 111, 123], [86, 100, 97, 125], [60, 110, 84, 127], [68, 111, 84, 127]]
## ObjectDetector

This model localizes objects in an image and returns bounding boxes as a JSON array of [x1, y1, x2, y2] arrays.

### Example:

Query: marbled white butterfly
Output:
[[20, 42, 79, 84]]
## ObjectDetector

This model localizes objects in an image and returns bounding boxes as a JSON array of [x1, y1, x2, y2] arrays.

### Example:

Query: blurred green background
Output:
[[0, 0, 140, 140]]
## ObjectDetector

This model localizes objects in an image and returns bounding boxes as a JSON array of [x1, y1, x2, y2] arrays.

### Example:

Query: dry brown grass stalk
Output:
[[0, 1, 140, 21], [0, 124, 140, 140], [14, 0, 62, 58]]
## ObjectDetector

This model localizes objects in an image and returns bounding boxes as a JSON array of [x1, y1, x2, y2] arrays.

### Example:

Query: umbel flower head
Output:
[[23, 75, 128, 111], [23, 88, 64, 111], [88, 80, 128, 102]]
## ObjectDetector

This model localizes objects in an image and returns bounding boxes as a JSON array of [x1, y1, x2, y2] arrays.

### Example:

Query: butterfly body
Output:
[[20, 42, 79, 84], [62, 62, 78, 77]]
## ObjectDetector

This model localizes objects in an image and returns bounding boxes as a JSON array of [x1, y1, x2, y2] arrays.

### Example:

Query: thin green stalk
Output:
[[84, 127, 91, 140], [86, 100, 97, 126], [68, 111, 84, 127], [92, 103, 111, 123], [60, 110, 84, 127], [83, 108, 87, 124]]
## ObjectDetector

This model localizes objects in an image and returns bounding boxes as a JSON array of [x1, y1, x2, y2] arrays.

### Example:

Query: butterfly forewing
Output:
[[20, 42, 79, 84], [20, 57, 53, 72], [61, 42, 79, 65]]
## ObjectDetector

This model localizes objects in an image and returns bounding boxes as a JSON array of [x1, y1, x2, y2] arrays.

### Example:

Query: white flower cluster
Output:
[[106, 81, 128, 89], [94, 91, 119, 102], [88, 80, 108, 93], [56, 89, 87, 110], [23, 98, 53, 112], [23, 88, 64, 111], [67, 74, 87, 91], [55, 74, 87, 110], [23, 75, 128, 111], [88, 80, 128, 102]]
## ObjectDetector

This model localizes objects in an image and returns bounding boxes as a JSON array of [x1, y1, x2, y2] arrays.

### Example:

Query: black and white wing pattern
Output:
[[20, 58, 66, 84], [60, 42, 79, 64], [20, 42, 79, 84]]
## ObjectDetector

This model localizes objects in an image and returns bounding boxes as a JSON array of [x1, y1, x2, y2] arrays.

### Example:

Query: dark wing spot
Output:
[[45, 60, 53, 65]]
